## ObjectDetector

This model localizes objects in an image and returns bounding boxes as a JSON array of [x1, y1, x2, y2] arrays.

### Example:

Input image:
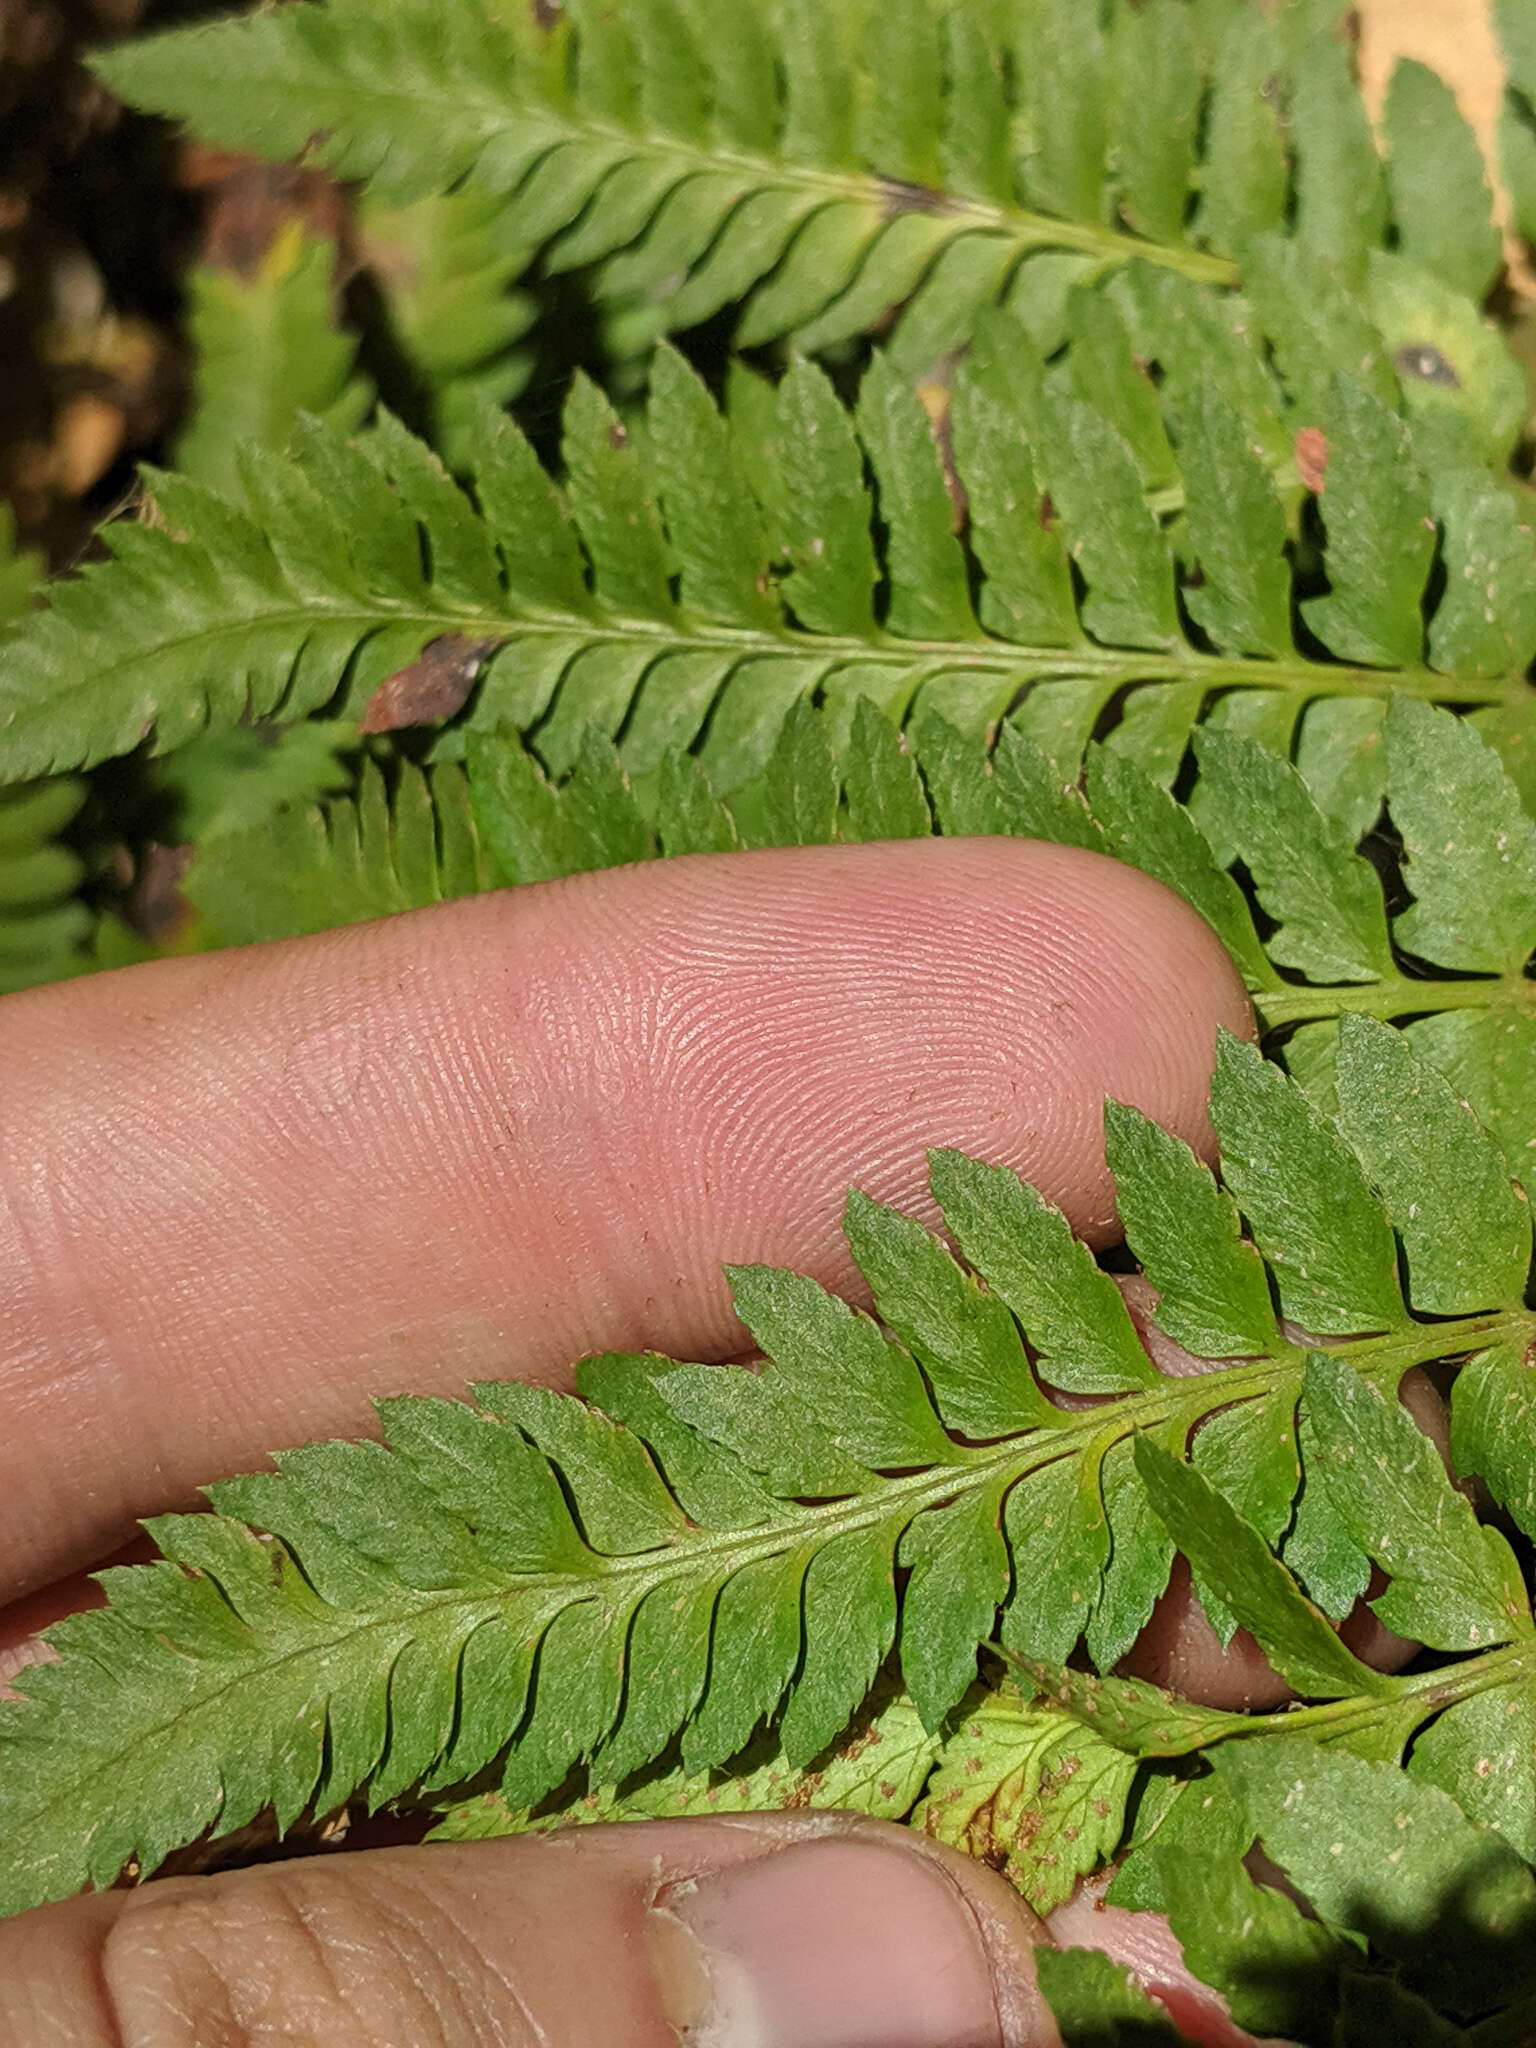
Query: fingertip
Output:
[[0, 835, 1254, 1598]]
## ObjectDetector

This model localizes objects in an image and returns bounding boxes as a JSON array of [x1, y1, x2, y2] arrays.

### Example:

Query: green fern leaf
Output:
[[87, 0, 1529, 491], [1213, 1738, 1536, 2017], [431, 1686, 943, 1842], [1409, 1681, 1536, 1867], [0, 777, 94, 994], [0, 530, 81, 992], [3, 1040, 1532, 1918], [913, 1686, 1138, 1914], [1037, 1947, 1187, 2044], [1133, 1437, 1391, 1702], [1304, 1353, 1529, 1653], [88, 0, 1230, 374], [1384, 59, 1503, 306], [1290, 32, 1388, 290], [186, 758, 490, 945], [356, 184, 537, 470], [1193, 729, 1394, 982], [8, 312, 1528, 793], [175, 221, 373, 504], [1388, 696, 1536, 974]]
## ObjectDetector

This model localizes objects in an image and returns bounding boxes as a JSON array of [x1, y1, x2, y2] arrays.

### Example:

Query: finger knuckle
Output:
[[98, 1866, 454, 2048]]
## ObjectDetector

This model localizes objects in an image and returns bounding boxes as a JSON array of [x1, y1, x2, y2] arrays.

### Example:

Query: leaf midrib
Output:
[[7, 594, 1526, 750], [1260, 972, 1536, 1028], [14, 1307, 1528, 1876], [263, 65, 1241, 289]]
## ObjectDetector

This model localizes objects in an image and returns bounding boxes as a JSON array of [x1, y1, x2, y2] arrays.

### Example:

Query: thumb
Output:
[[0, 1812, 1061, 2047]]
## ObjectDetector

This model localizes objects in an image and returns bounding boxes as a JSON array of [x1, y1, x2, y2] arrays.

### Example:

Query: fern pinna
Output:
[[92, 0, 1506, 379], [4, 1019, 1535, 2039], [0, 524, 93, 992], [9, 310, 1530, 786], [0, 4, 1533, 2035]]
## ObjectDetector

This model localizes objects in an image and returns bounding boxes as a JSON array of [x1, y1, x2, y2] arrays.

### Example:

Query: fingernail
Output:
[[647, 1835, 1004, 2048]]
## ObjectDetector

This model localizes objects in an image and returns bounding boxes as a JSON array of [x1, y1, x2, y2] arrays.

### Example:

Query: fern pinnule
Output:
[[186, 757, 490, 947], [0, 777, 94, 995]]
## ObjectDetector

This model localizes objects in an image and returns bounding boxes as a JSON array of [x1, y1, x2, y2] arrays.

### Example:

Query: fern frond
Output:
[[92, 0, 1510, 373], [2, 1026, 1531, 1916], [355, 185, 538, 471], [175, 221, 373, 504], [0, 777, 94, 995], [186, 756, 491, 946], [434, 1678, 1136, 1917], [3, 317, 1529, 786]]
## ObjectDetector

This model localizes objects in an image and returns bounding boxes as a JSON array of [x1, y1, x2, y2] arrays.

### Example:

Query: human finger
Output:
[[0, 836, 1251, 1600], [0, 1810, 1061, 2048], [1045, 1870, 1276, 2048]]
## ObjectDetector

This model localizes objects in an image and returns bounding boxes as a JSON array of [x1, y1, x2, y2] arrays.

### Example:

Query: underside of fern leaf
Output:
[[91, 0, 1510, 384], [3, 305, 1531, 779], [3, 1023, 1532, 1920]]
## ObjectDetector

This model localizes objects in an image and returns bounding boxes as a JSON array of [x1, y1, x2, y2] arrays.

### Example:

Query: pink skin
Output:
[[1047, 1870, 1296, 2048], [0, 837, 1252, 1607]]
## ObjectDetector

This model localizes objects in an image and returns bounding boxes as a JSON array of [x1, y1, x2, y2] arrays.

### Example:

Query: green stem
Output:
[[1259, 973, 1535, 1029], [1233, 1638, 1534, 1749], [579, 1311, 1536, 1605]]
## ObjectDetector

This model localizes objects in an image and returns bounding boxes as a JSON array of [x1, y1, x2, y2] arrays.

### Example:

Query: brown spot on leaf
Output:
[[1294, 425, 1329, 495], [917, 377, 967, 530], [360, 633, 503, 734], [532, 0, 562, 24], [784, 1770, 823, 1810], [1394, 341, 1461, 389], [180, 148, 351, 283], [879, 179, 960, 218], [608, 418, 629, 452], [127, 841, 195, 946]]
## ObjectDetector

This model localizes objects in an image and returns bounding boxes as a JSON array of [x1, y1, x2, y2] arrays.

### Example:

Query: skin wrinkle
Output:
[[452, 1922, 558, 2048], [347, 1882, 473, 2045], [103, 1869, 441, 2047]]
